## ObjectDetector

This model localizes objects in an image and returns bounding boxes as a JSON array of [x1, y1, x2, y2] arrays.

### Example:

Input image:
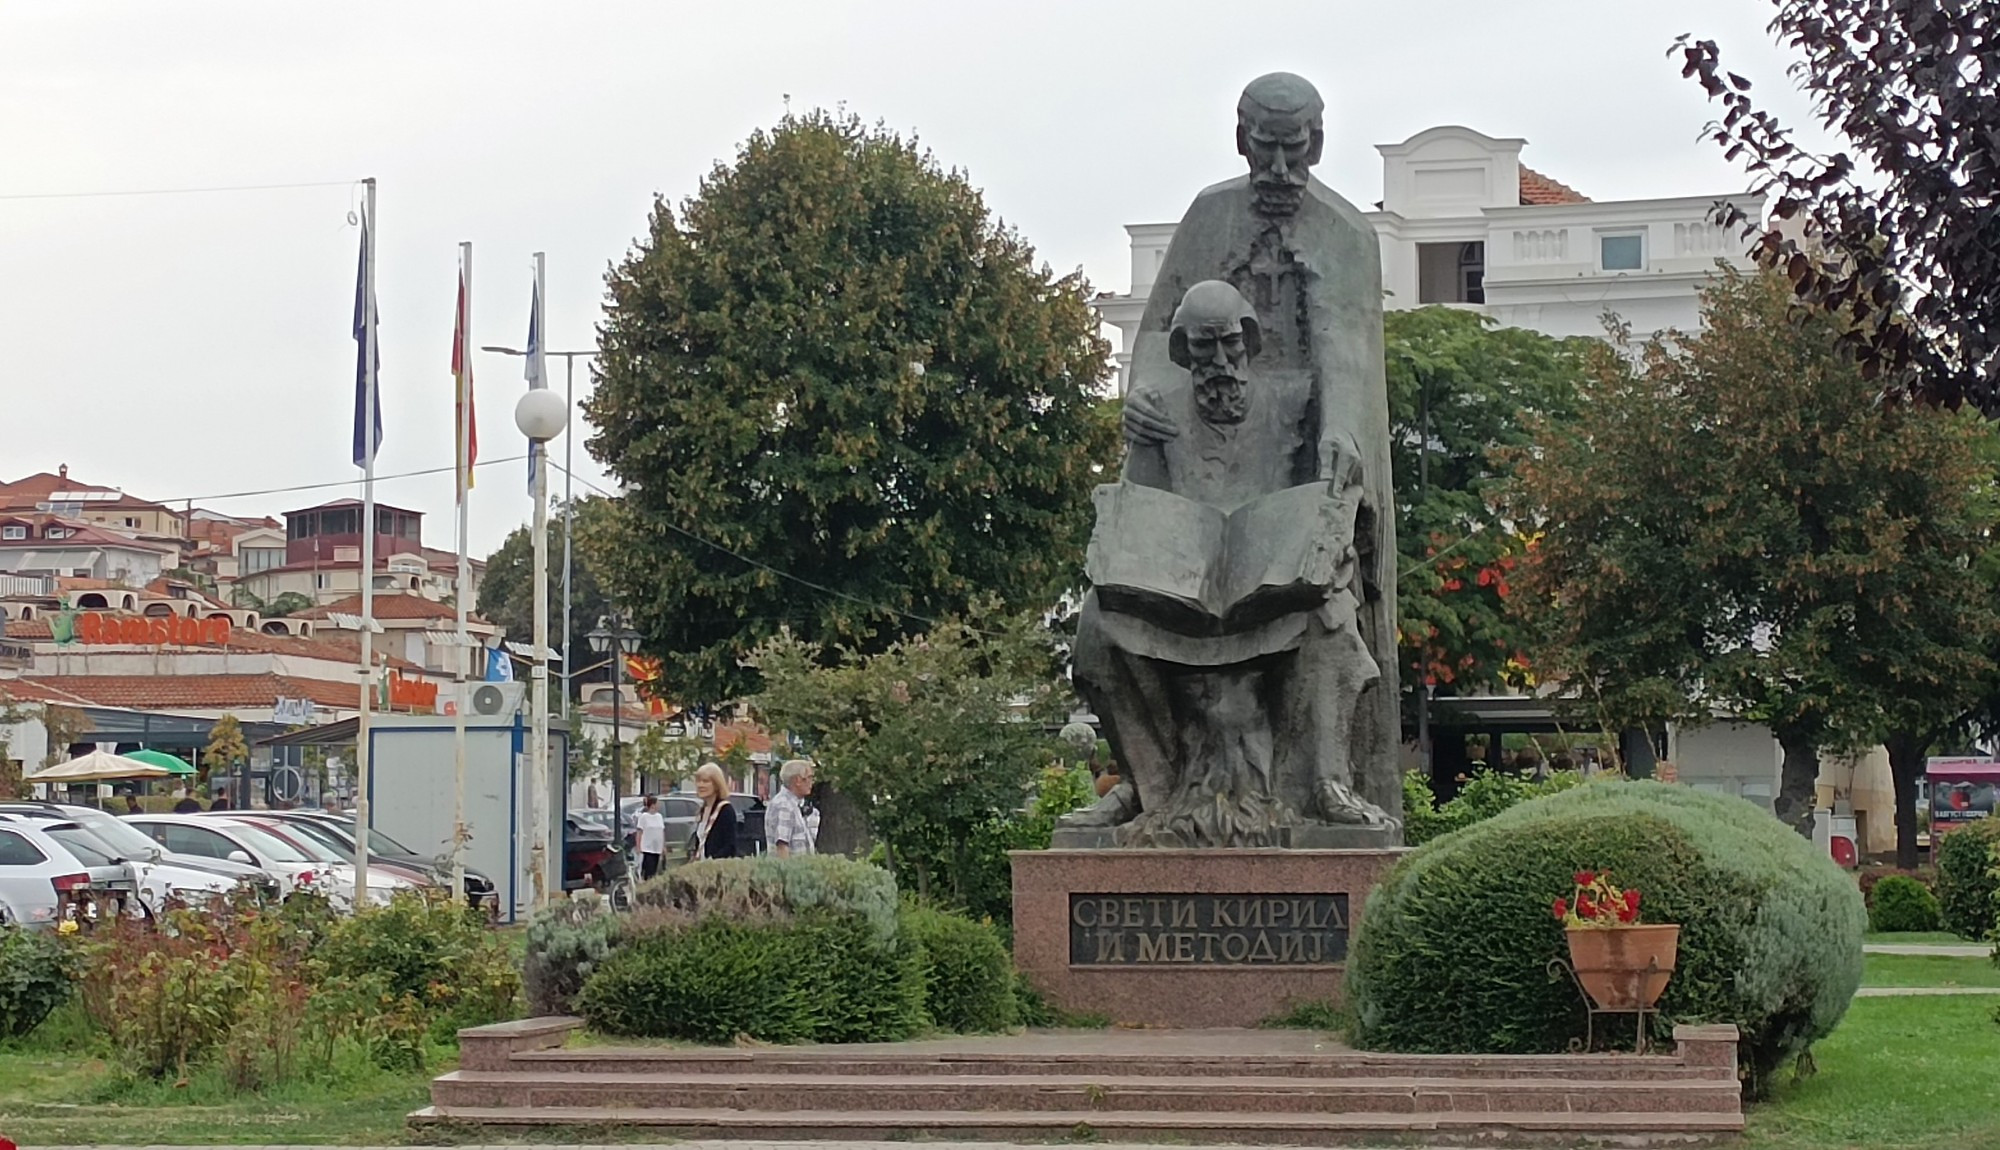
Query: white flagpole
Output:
[[353, 176, 377, 904], [451, 240, 472, 907], [528, 250, 552, 909]]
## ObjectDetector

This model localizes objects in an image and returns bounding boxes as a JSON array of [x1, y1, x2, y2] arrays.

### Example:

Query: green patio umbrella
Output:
[[125, 749, 196, 777]]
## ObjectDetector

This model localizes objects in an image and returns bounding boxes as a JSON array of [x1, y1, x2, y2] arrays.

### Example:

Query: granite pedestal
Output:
[[1011, 847, 1401, 1028]]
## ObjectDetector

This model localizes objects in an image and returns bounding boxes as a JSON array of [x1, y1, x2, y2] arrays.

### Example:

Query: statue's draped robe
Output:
[[1115, 174, 1401, 823]]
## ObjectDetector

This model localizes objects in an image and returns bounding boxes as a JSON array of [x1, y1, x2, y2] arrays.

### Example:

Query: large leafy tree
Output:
[[1510, 268, 2000, 839], [477, 496, 619, 698], [1387, 307, 1591, 724], [1676, 1, 2000, 411], [748, 608, 1065, 904], [587, 111, 1115, 705]]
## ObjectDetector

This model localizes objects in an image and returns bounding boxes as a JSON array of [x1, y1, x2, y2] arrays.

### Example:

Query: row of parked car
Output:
[[0, 802, 496, 928]]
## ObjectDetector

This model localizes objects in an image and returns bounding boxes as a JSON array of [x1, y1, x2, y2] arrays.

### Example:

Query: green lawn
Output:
[[0, 1008, 438, 1146], [1863, 952, 2000, 988], [1743, 996, 2000, 1150]]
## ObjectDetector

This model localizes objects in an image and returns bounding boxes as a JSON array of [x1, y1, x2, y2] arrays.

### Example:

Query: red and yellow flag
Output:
[[451, 260, 478, 497]]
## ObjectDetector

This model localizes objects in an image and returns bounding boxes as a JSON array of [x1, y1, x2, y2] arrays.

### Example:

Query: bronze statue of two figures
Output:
[[1060, 73, 1403, 850]]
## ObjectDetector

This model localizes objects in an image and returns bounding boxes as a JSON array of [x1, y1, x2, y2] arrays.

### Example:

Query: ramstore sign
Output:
[[75, 612, 232, 646]]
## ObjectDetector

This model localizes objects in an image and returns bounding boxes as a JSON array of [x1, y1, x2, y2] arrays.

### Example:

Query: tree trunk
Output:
[[1882, 728, 1927, 870], [1774, 730, 1820, 838], [809, 781, 870, 857]]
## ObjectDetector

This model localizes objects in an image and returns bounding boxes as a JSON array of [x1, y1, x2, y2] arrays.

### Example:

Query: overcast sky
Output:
[[1, 1, 1828, 557]]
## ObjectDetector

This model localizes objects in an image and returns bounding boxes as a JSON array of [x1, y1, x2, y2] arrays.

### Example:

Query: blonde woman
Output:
[[688, 762, 739, 861]]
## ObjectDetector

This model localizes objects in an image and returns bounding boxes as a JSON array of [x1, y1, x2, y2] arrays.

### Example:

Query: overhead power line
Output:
[[0, 179, 357, 202]]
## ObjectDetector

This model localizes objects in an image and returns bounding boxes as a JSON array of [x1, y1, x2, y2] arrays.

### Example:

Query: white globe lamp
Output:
[[514, 388, 568, 442]]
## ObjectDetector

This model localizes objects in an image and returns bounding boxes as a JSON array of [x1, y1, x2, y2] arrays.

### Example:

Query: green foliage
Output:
[[577, 912, 924, 1044], [201, 715, 249, 785], [1509, 269, 2000, 831], [935, 764, 1096, 926], [1261, 999, 1346, 1030], [1401, 769, 1584, 846], [1867, 874, 1943, 935], [522, 896, 623, 1017], [1347, 781, 1864, 1097], [899, 902, 1017, 1033], [1386, 306, 1590, 710], [476, 495, 619, 700], [1935, 821, 2000, 941], [585, 109, 1116, 706], [1012, 976, 1109, 1030], [0, 925, 76, 1038], [636, 855, 901, 945], [72, 890, 516, 1085], [316, 893, 520, 1063], [750, 610, 1067, 905]]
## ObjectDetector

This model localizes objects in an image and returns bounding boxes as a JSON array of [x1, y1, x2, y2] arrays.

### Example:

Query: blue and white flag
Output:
[[351, 212, 382, 468], [524, 275, 545, 492], [485, 645, 514, 682]]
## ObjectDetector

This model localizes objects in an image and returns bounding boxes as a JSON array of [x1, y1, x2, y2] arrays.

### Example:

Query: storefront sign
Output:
[[1929, 757, 1999, 825], [272, 697, 315, 725], [1068, 893, 1349, 966], [75, 612, 231, 646], [386, 672, 437, 711]]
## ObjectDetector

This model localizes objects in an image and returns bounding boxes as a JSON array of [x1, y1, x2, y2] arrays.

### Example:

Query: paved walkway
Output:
[[30, 1144, 1363, 1150], [1856, 985, 2000, 996], [1864, 943, 1991, 957]]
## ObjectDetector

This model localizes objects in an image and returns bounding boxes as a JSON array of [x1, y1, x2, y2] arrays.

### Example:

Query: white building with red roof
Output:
[[1094, 124, 1764, 392]]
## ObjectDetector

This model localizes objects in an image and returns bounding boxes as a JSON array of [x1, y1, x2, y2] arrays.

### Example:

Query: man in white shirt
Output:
[[766, 760, 816, 857], [634, 794, 667, 879]]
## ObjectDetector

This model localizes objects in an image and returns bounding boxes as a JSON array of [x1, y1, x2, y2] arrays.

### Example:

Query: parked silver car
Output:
[[0, 806, 246, 916]]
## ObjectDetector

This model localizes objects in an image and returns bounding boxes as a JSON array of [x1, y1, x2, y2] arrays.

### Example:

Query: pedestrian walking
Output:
[[635, 794, 666, 880], [766, 759, 816, 857], [687, 763, 738, 861]]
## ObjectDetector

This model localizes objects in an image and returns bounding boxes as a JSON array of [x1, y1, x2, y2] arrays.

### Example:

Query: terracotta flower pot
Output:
[[1565, 923, 1680, 1010]]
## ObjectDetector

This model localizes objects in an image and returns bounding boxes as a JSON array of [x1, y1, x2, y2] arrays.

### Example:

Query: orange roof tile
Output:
[[17, 673, 367, 712], [1519, 166, 1589, 206], [3, 615, 421, 670], [292, 593, 487, 624]]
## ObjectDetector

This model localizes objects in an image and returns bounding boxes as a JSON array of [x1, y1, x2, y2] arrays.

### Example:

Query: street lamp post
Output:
[[484, 345, 595, 716], [514, 372, 568, 909], [588, 616, 643, 849]]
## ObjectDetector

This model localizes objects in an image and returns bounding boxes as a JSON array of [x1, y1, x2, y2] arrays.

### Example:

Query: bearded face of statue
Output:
[[1239, 117, 1318, 217], [1184, 321, 1253, 426]]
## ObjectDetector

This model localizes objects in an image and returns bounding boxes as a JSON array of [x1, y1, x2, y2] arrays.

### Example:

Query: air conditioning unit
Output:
[[470, 682, 527, 717]]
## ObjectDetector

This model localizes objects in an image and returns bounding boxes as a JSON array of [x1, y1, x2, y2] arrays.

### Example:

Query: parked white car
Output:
[[0, 808, 240, 916], [125, 814, 416, 911], [0, 819, 131, 928]]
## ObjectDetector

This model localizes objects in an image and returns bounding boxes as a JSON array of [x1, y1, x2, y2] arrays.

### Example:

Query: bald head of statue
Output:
[[1169, 280, 1262, 427], [1236, 72, 1325, 218]]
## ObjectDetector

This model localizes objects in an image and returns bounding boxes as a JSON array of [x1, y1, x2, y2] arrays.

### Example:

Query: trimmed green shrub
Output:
[[523, 895, 623, 1017], [900, 903, 1016, 1033], [1347, 781, 1863, 1096], [1402, 769, 1584, 846], [636, 855, 900, 944], [1935, 820, 2000, 941], [1868, 874, 1943, 934], [0, 925, 76, 1038], [576, 911, 923, 1044], [317, 892, 520, 1045]]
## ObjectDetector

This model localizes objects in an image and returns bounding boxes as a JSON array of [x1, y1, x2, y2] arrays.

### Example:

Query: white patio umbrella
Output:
[[26, 750, 174, 784]]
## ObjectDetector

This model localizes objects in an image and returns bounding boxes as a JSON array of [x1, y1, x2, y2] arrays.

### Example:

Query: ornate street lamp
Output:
[[588, 615, 644, 849]]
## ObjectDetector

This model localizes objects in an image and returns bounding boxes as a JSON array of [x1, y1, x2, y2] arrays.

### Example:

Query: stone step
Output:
[[410, 1104, 1746, 1145], [431, 1069, 1741, 1116], [513, 1047, 1723, 1082]]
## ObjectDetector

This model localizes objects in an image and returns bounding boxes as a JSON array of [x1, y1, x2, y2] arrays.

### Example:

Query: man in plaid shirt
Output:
[[766, 759, 816, 856]]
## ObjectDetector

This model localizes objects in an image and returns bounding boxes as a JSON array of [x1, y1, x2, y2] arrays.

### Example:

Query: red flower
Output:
[[1577, 897, 1597, 919], [1624, 890, 1641, 912], [1617, 904, 1639, 924], [1574, 871, 1596, 886], [1477, 568, 1495, 587], [1552, 898, 1568, 921]]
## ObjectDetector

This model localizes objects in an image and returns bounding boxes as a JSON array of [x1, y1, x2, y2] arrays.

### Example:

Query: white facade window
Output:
[[242, 547, 282, 574], [1, 526, 23, 540], [1600, 233, 1645, 271], [43, 528, 67, 540], [314, 572, 330, 590]]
